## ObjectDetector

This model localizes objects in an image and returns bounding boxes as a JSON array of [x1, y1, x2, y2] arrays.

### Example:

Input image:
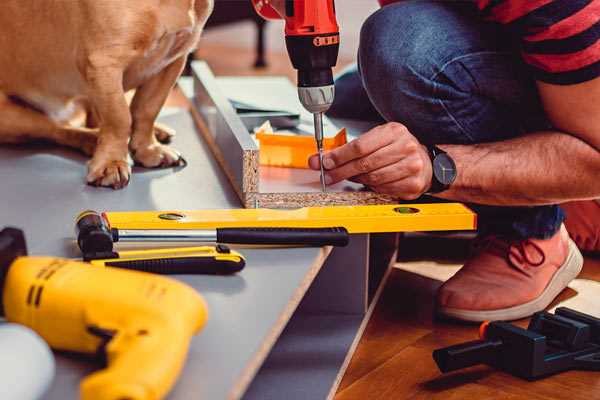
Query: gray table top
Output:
[[0, 110, 327, 399]]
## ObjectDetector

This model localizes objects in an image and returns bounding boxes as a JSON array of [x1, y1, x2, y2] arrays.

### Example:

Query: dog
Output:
[[0, 0, 213, 189]]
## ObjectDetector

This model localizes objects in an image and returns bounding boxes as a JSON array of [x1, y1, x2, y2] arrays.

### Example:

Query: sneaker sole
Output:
[[438, 238, 583, 322]]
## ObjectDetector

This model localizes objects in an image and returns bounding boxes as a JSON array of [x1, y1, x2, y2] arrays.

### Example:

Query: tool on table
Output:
[[252, 0, 340, 192], [433, 307, 600, 379], [76, 210, 350, 258], [102, 203, 477, 235], [0, 227, 208, 400], [255, 122, 347, 168], [87, 245, 245, 275], [0, 323, 55, 400], [230, 99, 301, 131]]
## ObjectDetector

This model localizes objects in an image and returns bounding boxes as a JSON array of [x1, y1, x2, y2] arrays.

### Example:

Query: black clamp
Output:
[[433, 307, 600, 379]]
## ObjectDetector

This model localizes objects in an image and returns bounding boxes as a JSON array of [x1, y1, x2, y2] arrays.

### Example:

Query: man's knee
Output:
[[359, 2, 460, 87], [358, 2, 456, 122], [357, 1, 501, 144]]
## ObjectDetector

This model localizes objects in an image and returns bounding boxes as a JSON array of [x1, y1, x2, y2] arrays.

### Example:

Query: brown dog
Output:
[[0, 0, 213, 189]]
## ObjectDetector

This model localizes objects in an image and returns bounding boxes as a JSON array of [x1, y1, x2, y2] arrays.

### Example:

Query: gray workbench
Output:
[[0, 107, 395, 399]]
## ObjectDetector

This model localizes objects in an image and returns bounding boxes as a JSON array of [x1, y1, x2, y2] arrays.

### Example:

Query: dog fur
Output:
[[0, 0, 213, 188]]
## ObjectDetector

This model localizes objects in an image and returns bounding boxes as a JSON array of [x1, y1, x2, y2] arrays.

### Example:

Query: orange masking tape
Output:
[[256, 128, 347, 169]]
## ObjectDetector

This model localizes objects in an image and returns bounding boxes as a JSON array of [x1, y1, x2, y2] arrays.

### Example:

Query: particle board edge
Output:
[[254, 191, 397, 209]]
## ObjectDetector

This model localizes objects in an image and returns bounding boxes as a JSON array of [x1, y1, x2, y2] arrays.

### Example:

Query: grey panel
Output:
[[368, 233, 399, 304], [192, 62, 257, 194], [243, 314, 363, 400], [299, 234, 370, 315], [0, 111, 239, 256], [0, 111, 327, 400]]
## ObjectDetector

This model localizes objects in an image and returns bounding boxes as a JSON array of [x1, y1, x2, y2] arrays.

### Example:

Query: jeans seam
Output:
[[429, 51, 512, 83], [430, 51, 513, 143]]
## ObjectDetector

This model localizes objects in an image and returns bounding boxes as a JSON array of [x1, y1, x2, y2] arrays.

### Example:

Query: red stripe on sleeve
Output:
[[378, 0, 400, 6], [491, 0, 554, 24], [523, 38, 600, 72], [476, 0, 494, 9], [525, 1, 600, 42]]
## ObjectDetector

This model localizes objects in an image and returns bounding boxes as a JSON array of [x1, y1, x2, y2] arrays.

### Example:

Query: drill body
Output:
[[252, 0, 339, 109], [252, 0, 340, 189], [0, 228, 208, 400]]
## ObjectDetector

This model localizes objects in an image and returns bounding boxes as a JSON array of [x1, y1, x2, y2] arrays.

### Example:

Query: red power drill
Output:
[[252, 0, 340, 191]]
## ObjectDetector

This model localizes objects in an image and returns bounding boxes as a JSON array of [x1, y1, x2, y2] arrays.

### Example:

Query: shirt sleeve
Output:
[[378, 0, 401, 7], [486, 0, 600, 85]]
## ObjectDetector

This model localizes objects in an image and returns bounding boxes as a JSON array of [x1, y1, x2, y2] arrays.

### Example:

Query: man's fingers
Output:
[[373, 176, 429, 200], [353, 156, 423, 186], [322, 123, 412, 169], [308, 122, 413, 171], [308, 152, 323, 170], [323, 141, 412, 184]]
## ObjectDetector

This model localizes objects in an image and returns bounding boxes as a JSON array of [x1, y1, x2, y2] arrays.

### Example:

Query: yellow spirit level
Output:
[[103, 203, 476, 234]]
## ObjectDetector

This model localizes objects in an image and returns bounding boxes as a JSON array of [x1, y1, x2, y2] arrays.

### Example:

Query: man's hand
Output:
[[308, 122, 433, 200]]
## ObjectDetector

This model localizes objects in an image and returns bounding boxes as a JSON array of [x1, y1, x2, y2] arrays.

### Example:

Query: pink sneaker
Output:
[[437, 225, 583, 322], [562, 200, 600, 253]]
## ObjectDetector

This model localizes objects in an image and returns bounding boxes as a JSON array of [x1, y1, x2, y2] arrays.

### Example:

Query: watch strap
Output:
[[426, 145, 452, 194]]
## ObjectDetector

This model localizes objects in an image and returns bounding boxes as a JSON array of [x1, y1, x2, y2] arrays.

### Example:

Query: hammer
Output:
[[75, 211, 349, 258]]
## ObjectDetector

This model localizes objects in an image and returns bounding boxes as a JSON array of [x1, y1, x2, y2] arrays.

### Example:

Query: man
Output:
[[272, 0, 600, 321]]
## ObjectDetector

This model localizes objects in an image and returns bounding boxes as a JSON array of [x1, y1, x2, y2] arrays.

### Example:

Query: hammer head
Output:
[[75, 211, 115, 259]]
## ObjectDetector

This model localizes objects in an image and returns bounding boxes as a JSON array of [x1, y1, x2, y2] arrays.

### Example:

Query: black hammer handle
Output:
[[216, 227, 349, 247]]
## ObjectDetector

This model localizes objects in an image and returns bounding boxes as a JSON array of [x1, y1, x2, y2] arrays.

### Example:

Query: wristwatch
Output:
[[426, 145, 457, 194]]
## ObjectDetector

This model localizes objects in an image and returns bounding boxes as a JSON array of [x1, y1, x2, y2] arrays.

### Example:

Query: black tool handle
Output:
[[104, 257, 245, 275], [216, 227, 349, 247], [555, 307, 600, 339], [433, 339, 503, 373]]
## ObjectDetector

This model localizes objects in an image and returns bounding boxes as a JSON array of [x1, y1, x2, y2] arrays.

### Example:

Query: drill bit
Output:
[[313, 112, 326, 192]]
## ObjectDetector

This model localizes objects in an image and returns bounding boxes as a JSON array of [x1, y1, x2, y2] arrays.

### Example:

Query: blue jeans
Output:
[[329, 0, 564, 240]]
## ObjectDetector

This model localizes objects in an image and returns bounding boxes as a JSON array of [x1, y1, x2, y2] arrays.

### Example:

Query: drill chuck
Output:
[[298, 85, 335, 114]]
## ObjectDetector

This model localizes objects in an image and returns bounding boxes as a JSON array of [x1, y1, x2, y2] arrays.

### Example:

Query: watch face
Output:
[[433, 153, 457, 185]]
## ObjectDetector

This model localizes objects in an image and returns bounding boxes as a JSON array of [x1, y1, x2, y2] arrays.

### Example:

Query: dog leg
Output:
[[0, 93, 97, 156], [129, 56, 186, 168], [86, 101, 173, 144], [84, 66, 132, 189], [153, 122, 176, 144]]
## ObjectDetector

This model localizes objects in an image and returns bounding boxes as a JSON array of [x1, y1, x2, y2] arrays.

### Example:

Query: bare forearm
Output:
[[438, 131, 600, 206]]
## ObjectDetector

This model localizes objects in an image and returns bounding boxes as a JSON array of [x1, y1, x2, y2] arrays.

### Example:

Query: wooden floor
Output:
[[185, 42, 600, 400], [336, 237, 600, 400]]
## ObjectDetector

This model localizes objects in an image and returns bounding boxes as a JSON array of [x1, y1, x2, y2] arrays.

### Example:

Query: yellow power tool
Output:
[[0, 227, 208, 400]]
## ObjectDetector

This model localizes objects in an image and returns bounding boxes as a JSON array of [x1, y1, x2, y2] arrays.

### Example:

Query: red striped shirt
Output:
[[378, 0, 600, 84]]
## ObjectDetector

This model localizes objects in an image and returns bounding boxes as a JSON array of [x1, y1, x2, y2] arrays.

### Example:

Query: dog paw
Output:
[[154, 123, 176, 144], [132, 143, 185, 168], [86, 158, 131, 189]]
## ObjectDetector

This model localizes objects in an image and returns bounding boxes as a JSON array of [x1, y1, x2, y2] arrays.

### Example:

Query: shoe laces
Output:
[[471, 235, 546, 273]]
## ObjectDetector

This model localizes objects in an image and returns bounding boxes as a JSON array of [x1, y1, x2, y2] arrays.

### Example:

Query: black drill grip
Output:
[[104, 257, 245, 275], [433, 339, 503, 373], [216, 227, 349, 247]]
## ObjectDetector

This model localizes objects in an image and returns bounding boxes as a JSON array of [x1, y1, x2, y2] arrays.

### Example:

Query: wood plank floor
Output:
[[335, 237, 600, 400], [182, 42, 600, 400]]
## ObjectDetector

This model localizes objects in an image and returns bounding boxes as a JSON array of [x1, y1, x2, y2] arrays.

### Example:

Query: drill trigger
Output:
[[87, 325, 116, 367]]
